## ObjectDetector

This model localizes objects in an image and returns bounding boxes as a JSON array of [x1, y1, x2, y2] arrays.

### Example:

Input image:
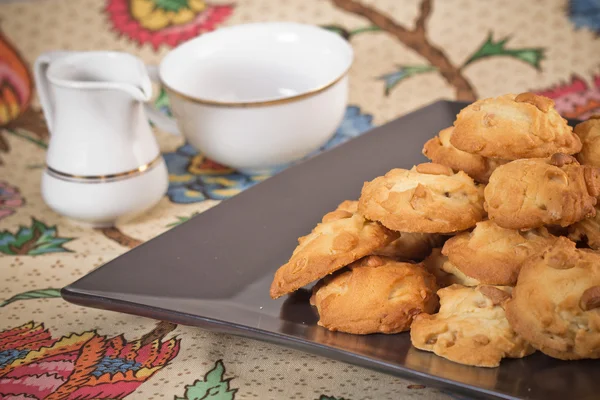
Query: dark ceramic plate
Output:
[[62, 100, 599, 400]]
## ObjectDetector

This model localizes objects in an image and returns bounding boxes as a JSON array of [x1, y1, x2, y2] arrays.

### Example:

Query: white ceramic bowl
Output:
[[157, 22, 353, 174]]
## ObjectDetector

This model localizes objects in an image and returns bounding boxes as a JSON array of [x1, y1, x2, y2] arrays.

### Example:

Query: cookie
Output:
[[568, 205, 600, 249], [358, 163, 485, 233], [442, 220, 557, 286], [373, 232, 446, 261], [410, 284, 535, 367], [451, 93, 581, 160], [336, 199, 359, 213], [484, 154, 600, 230], [422, 248, 480, 288], [310, 256, 438, 334], [422, 126, 507, 183], [269, 201, 399, 299], [505, 237, 600, 360], [405, 345, 499, 389], [574, 115, 600, 167]]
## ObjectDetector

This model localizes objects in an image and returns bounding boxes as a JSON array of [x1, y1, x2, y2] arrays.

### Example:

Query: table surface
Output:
[[1, 1, 599, 399]]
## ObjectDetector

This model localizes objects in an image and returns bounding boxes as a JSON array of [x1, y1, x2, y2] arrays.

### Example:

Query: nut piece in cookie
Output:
[[505, 237, 600, 360], [410, 284, 535, 367], [358, 163, 485, 233], [269, 201, 399, 299], [373, 232, 447, 261], [442, 220, 557, 286], [422, 126, 507, 183], [423, 248, 480, 288], [568, 205, 600, 249], [575, 115, 600, 167], [310, 256, 439, 334], [484, 154, 600, 230], [451, 93, 581, 160]]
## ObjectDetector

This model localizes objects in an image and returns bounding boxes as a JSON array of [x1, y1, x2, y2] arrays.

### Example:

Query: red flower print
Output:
[[0, 321, 180, 400], [105, 0, 234, 50], [0, 31, 32, 126], [534, 74, 600, 120], [0, 181, 25, 220]]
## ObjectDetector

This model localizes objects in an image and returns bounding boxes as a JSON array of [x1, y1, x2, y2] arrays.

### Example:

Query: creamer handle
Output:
[[33, 51, 72, 133], [143, 65, 181, 135]]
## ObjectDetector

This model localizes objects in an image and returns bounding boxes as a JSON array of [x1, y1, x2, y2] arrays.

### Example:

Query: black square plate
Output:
[[62, 100, 599, 400]]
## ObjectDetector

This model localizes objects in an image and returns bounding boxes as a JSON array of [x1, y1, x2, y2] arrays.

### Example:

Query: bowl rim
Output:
[[159, 22, 353, 108]]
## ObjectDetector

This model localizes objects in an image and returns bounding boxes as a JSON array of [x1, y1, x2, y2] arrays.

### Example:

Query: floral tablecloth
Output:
[[0, 0, 599, 399]]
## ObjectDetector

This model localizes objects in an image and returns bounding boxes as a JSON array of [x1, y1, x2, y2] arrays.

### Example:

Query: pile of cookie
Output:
[[270, 93, 600, 368]]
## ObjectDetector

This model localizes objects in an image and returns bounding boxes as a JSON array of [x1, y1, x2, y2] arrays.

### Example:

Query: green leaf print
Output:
[[155, 87, 173, 117], [0, 288, 61, 307], [0, 218, 73, 255], [154, 0, 189, 12], [321, 24, 348, 37], [176, 360, 238, 400], [463, 33, 545, 70], [377, 65, 437, 96], [166, 213, 199, 228], [5, 129, 48, 149], [321, 24, 381, 40]]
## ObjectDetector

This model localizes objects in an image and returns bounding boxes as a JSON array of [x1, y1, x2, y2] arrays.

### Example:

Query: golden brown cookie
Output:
[[336, 199, 359, 213], [505, 237, 600, 360], [442, 220, 557, 286], [405, 346, 500, 389], [568, 205, 600, 249], [373, 232, 446, 261], [358, 163, 485, 233], [484, 154, 600, 230], [451, 93, 581, 160], [422, 248, 480, 288], [422, 127, 507, 183], [410, 284, 535, 367], [310, 256, 438, 334], [269, 201, 399, 299], [575, 115, 600, 167]]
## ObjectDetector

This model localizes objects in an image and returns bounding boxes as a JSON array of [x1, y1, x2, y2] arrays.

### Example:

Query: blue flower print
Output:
[[162, 105, 374, 204]]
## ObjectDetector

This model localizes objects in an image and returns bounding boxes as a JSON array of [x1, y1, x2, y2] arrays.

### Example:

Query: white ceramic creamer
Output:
[[34, 51, 168, 227]]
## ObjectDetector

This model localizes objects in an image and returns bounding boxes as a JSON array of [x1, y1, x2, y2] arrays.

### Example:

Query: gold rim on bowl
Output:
[[160, 67, 350, 108]]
